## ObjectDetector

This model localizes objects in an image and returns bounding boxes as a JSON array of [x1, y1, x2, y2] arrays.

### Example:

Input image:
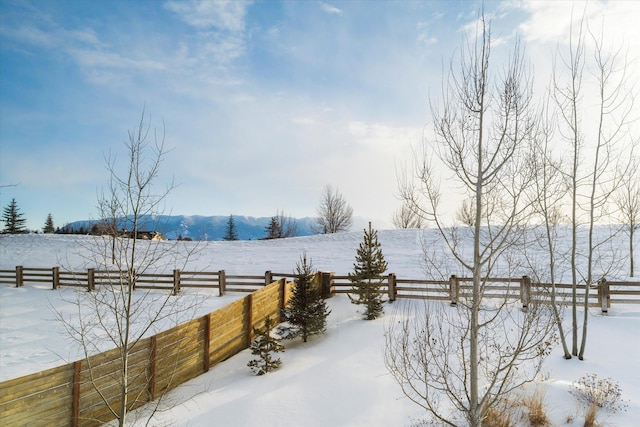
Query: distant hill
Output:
[[65, 215, 320, 241]]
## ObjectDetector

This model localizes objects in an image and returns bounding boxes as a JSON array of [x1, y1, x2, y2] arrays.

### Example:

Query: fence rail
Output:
[[331, 273, 640, 312], [2, 266, 640, 312], [0, 266, 295, 296]]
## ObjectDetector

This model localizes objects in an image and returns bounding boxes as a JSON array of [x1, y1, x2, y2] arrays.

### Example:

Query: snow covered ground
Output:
[[1, 230, 639, 426]]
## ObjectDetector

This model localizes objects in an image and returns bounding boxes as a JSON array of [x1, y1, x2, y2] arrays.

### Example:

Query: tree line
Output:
[[1, 184, 355, 240]]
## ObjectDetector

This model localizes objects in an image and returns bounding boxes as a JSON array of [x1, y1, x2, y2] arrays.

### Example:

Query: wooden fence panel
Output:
[[250, 282, 282, 333], [21, 267, 54, 286], [154, 316, 207, 396], [608, 282, 640, 304], [0, 363, 75, 427], [77, 338, 151, 426], [208, 297, 251, 366], [57, 270, 88, 288], [179, 271, 220, 289], [0, 268, 15, 285], [395, 278, 450, 301]]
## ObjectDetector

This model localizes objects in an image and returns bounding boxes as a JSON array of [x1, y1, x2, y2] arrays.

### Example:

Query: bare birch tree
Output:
[[389, 13, 556, 426], [55, 110, 203, 426], [551, 13, 636, 359], [615, 156, 640, 277], [527, 94, 573, 359]]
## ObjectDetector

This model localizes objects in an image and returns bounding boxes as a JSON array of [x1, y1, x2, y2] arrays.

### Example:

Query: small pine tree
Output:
[[279, 254, 330, 342], [247, 316, 284, 375], [42, 213, 55, 233], [223, 214, 239, 241], [264, 216, 282, 239], [348, 222, 388, 320], [2, 198, 27, 234]]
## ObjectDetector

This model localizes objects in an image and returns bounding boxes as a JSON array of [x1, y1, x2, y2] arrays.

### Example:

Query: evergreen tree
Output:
[[247, 316, 284, 375], [264, 211, 297, 239], [279, 254, 330, 342], [348, 222, 388, 320], [2, 198, 27, 234], [43, 213, 55, 233], [264, 216, 282, 239], [223, 214, 239, 241]]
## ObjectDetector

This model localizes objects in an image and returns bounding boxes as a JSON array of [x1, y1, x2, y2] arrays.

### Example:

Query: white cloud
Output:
[[514, 0, 640, 52], [347, 121, 420, 154], [164, 0, 251, 32], [319, 2, 343, 15]]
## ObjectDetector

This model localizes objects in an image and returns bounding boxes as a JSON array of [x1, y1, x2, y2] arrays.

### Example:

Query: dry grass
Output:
[[520, 389, 550, 427], [583, 404, 601, 427], [482, 407, 515, 427]]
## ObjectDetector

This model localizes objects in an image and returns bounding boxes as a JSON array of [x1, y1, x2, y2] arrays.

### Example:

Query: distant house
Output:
[[121, 230, 165, 241]]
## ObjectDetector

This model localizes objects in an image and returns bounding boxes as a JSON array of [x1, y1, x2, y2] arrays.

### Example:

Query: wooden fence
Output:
[[0, 277, 294, 427], [2, 265, 639, 310], [330, 274, 640, 313], [0, 266, 294, 295], [1, 266, 639, 426]]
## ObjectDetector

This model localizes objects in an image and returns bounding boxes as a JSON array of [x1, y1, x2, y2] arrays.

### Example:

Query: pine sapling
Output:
[[279, 254, 330, 342], [348, 222, 388, 320], [247, 316, 284, 375]]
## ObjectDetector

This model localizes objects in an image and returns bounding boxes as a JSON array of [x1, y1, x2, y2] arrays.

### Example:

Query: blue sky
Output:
[[1, 0, 639, 231]]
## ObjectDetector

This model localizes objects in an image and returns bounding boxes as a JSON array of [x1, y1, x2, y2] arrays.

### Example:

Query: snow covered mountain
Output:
[[63, 215, 380, 241]]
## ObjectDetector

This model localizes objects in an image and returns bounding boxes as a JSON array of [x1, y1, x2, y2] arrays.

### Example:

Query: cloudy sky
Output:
[[1, 0, 639, 231]]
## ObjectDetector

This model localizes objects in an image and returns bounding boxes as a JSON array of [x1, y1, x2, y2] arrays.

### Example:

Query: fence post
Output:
[[52, 266, 60, 290], [203, 314, 211, 373], [173, 269, 181, 295], [72, 360, 82, 427], [87, 268, 95, 291], [320, 272, 334, 298], [449, 275, 458, 305], [388, 273, 396, 302], [148, 336, 157, 401], [15, 266, 23, 287], [521, 276, 531, 309], [218, 270, 226, 296], [598, 278, 610, 314], [265, 270, 272, 285], [279, 278, 286, 319], [246, 293, 254, 346]]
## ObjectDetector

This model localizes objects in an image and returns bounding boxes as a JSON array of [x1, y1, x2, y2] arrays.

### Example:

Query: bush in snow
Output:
[[247, 316, 284, 375], [569, 373, 628, 413]]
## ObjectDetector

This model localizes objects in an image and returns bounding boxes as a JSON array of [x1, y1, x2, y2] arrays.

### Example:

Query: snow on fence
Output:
[[0, 276, 295, 427]]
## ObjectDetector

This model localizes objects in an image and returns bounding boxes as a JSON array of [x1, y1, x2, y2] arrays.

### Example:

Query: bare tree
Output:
[[615, 156, 640, 277], [314, 185, 353, 234], [391, 201, 425, 229], [455, 198, 475, 227], [551, 12, 636, 359], [527, 93, 573, 359], [390, 13, 556, 426], [54, 110, 203, 426]]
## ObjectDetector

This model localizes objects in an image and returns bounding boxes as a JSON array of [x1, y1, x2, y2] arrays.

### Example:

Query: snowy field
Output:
[[1, 229, 639, 426]]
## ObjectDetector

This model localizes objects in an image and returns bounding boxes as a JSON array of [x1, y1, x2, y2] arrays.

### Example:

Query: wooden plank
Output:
[[0, 364, 74, 401], [0, 381, 73, 419]]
